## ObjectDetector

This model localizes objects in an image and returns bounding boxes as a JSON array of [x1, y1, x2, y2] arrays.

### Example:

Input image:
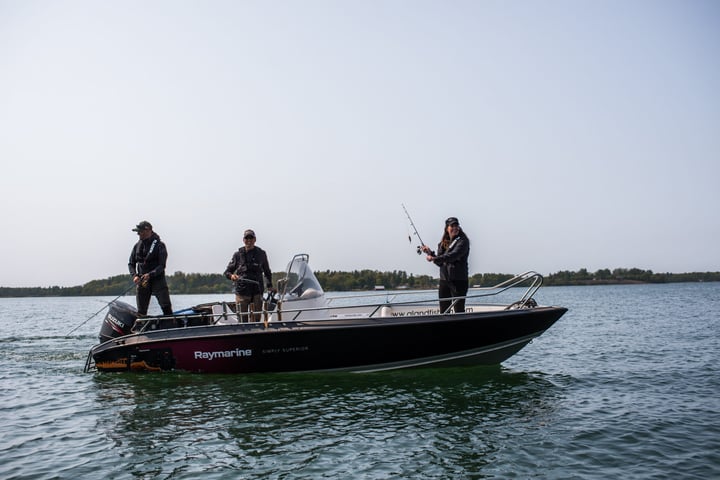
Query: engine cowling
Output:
[[99, 301, 138, 343]]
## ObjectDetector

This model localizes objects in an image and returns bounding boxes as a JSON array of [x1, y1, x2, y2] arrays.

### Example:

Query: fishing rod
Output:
[[65, 283, 136, 336], [401, 203, 426, 255]]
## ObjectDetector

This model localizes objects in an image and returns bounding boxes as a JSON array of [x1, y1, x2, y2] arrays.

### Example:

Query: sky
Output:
[[1, 0, 719, 288]]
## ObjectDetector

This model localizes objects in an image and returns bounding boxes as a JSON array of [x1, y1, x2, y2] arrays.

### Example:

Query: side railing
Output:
[[327, 271, 544, 311], [472, 271, 543, 309], [126, 271, 544, 330]]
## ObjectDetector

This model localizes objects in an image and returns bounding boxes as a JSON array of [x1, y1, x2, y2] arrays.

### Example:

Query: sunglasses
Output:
[[244, 236, 256, 240]]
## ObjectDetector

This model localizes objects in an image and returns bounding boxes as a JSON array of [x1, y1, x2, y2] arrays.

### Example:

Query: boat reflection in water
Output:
[[85, 254, 567, 374]]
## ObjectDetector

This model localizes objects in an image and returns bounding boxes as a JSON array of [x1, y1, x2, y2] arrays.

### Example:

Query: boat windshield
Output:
[[279, 254, 324, 300]]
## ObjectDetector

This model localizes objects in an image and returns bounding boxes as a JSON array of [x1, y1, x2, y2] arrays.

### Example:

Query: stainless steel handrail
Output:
[[128, 271, 545, 329], [281, 271, 545, 316], [327, 271, 543, 305]]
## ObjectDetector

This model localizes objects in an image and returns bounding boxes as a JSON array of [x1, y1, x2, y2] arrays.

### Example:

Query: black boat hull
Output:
[[88, 306, 567, 373]]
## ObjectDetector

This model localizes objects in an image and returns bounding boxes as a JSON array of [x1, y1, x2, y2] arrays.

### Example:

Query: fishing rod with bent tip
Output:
[[401, 203, 427, 255], [65, 282, 136, 336]]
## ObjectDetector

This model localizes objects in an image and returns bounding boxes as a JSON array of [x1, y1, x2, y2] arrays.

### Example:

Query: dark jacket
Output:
[[224, 246, 272, 295], [432, 231, 470, 282], [128, 233, 168, 279]]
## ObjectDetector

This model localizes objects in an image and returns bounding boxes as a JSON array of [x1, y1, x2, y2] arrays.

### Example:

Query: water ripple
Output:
[[1, 285, 719, 479]]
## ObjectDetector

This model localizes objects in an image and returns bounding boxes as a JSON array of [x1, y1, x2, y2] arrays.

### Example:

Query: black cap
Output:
[[445, 217, 459, 226], [243, 229, 256, 239], [132, 221, 152, 232]]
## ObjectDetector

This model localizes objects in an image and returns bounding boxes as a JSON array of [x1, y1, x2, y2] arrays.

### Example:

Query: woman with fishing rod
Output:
[[421, 216, 471, 314]]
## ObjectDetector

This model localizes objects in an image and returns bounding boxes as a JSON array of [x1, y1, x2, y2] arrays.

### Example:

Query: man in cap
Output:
[[224, 229, 273, 322], [128, 221, 173, 316], [421, 216, 471, 313]]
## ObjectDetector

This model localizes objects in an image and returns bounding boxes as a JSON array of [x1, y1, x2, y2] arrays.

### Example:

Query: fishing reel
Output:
[[416, 245, 423, 255]]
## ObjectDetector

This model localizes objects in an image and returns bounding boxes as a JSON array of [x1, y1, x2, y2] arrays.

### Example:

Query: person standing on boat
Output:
[[421, 217, 470, 314], [224, 229, 273, 322], [128, 221, 173, 316]]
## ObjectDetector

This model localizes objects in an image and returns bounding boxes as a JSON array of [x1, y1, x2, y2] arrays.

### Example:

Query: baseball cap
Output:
[[132, 221, 152, 232]]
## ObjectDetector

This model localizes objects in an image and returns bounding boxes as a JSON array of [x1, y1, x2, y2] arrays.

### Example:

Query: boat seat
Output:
[[300, 288, 321, 299]]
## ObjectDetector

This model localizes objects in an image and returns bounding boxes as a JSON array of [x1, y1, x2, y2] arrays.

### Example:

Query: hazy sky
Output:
[[1, 0, 718, 288]]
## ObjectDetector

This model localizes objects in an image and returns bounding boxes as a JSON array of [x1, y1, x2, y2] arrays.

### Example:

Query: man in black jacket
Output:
[[128, 221, 173, 316], [224, 229, 273, 322]]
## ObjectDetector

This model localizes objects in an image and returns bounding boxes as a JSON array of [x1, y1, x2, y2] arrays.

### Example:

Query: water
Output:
[[1, 283, 719, 479]]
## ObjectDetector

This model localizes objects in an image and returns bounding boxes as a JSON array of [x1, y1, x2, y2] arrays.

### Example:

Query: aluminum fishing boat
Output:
[[84, 254, 566, 374]]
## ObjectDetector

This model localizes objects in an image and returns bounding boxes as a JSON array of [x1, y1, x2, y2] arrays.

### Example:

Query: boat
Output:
[[84, 254, 567, 374]]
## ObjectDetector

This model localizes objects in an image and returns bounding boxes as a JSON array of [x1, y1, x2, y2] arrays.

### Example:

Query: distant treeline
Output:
[[541, 268, 720, 286], [1, 268, 719, 298]]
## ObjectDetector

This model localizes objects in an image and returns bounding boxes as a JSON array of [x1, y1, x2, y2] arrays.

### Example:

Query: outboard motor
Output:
[[99, 301, 138, 343]]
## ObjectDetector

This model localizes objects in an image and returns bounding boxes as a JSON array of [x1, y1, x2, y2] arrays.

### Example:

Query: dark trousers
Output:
[[438, 279, 469, 314], [136, 277, 173, 315]]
